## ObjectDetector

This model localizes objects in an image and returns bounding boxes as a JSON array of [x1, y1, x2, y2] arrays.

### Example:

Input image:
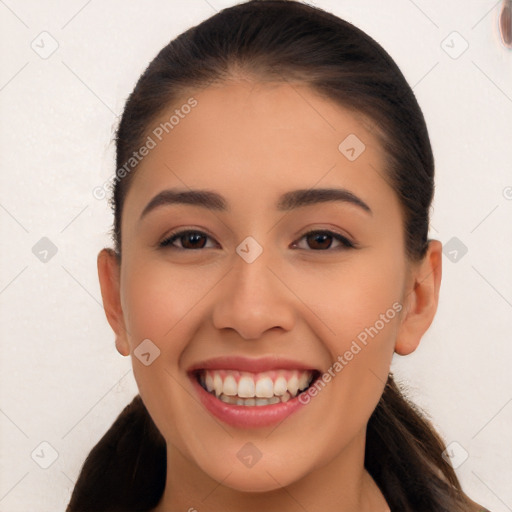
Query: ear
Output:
[[97, 248, 130, 357], [395, 240, 442, 356]]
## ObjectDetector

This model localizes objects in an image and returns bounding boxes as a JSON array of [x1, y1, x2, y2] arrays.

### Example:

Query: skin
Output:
[[97, 79, 442, 512]]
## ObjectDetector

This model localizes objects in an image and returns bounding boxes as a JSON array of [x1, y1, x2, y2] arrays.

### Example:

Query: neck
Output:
[[151, 428, 390, 512]]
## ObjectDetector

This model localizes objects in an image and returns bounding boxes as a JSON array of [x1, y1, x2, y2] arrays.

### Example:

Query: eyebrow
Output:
[[139, 187, 372, 220]]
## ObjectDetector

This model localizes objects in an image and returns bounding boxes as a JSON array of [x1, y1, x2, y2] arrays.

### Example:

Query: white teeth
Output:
[[287, 375, 299, 396], [255, 376, 274, 398], [198, 368, 316, 405], [219, 394, 237, 404], [205, 373, 214, 392], [280, 391, 291, 402], [223, 375, 237, 396], [298, 372, 310, 391], [213, 373, 223, 397], [238, 376, 255, 398], [216, 393, 283, 406], [273, 376, 288, 396], [255, 398, 271, 406]]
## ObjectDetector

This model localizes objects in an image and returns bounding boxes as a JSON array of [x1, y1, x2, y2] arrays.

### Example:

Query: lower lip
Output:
[[190, 373, 313, 429]]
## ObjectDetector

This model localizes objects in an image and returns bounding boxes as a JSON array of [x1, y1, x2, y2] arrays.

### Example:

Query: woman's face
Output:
[[101, 80, 437, 493]]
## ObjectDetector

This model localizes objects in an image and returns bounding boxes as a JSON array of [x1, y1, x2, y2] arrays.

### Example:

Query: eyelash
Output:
[[158, 229, 356, 252]]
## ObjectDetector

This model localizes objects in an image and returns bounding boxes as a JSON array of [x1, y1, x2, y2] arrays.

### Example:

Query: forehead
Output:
[[123, 80, 397, 221]]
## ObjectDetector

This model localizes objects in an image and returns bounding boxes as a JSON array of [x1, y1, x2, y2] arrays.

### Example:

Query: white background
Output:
[[0, 1, 511, 510]]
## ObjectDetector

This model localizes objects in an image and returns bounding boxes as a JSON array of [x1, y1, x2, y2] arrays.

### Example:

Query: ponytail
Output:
[[366, 374, 474, 511], [66, 395, 166, 511]]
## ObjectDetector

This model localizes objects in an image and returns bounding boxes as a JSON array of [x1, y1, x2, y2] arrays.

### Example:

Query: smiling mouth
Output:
[[193, 368, 321, 406]]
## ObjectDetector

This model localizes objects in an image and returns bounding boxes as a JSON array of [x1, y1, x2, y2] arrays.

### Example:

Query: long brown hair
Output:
[[67, 1, 479, 510]]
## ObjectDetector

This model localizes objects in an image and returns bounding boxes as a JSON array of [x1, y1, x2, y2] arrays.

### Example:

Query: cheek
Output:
[[120, 259, 206, 450], [291, 250, 404, 396], [292, 249, 404, 340], [121, 258, 208, 344], [338, 260, 403, 408]]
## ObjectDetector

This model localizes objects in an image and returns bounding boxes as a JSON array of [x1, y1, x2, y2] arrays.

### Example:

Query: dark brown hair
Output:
[[67, 1, 481, 510]]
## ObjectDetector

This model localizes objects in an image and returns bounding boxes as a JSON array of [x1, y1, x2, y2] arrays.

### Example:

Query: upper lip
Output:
[[187, 356, 320, 374]]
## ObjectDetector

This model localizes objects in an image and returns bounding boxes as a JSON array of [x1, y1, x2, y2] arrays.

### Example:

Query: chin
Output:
[[198, 456, 304, 493], [222, 471, 296, 493]]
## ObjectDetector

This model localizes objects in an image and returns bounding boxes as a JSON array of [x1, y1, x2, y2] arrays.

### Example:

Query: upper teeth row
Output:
[[200, 369, 314, 399]]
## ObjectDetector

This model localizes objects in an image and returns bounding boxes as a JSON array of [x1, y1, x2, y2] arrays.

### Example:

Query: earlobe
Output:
[[114, 335, 130, 357], [97, 248, 130, 357], [394, 240, 443, 356]]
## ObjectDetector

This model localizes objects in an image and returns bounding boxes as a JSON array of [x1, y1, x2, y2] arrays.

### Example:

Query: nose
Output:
[[211, 247, 296, 340]]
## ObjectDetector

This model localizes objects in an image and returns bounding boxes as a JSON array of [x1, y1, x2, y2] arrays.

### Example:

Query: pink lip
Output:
[[189, 373, 315, 429], [187, 355, 319, 374]]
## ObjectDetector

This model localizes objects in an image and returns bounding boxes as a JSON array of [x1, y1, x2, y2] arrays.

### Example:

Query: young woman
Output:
[[66, 1, 491, 510]]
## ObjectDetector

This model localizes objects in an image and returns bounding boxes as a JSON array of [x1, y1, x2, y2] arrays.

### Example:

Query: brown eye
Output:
[[292, 230, 355, 251], [160, 230, 215, 250]]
